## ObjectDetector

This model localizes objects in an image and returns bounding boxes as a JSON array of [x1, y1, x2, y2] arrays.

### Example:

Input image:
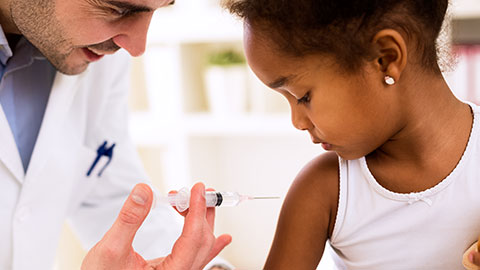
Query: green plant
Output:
[[207, 50, 246, 66]]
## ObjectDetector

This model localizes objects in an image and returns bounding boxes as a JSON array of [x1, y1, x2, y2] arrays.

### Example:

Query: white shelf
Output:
[[148, 7, 243, 44], [182, 113, 300, 136], [128, 112, 174, 146], [451, 0, 480, 19], [129, 112, 302, 146]]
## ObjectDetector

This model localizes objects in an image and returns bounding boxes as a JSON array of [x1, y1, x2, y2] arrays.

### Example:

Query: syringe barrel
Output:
[[210, 191, 241, 207], [168, 188, 241, 212]]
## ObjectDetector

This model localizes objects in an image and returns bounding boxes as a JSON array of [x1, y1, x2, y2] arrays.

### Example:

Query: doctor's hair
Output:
[[225, 0, 449, 74]]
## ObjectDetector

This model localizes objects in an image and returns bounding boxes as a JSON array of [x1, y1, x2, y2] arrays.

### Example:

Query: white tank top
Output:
[[329, 103, 480, 270]]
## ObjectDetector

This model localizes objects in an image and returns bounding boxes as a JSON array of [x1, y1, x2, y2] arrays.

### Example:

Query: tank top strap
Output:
[[330, 157, 349, 243]]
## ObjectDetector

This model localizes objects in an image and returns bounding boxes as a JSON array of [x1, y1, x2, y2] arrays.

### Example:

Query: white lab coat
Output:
[[0, 51, 182, 270]]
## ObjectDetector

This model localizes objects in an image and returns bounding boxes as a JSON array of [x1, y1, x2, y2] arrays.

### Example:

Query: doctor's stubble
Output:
[[10, 0, 120, 75], [10, 0, 77, 74]]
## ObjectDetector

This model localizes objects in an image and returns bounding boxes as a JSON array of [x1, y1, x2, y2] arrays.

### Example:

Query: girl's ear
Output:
[[372, 29, 408, 84]]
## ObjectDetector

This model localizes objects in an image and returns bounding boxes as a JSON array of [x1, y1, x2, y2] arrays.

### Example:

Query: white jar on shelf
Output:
[[204, 50, 248, 116], [205, 65, 248, 116], [247, 67, 290, 114]]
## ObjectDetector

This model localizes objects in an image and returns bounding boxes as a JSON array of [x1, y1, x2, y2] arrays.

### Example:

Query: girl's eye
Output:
[[297, 92, 311, 105]]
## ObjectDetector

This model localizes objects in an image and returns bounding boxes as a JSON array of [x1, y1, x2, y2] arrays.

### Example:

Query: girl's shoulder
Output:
[[264, 152, 340, 269], [286, 151, 340, 236], [294, 151, 339, 186]]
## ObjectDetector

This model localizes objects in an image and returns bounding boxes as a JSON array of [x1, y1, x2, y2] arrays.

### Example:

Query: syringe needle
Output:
[[252, 196, 281, 200]]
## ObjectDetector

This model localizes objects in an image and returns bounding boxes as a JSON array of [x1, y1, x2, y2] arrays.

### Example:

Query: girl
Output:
[[226, 0, 480, 269]]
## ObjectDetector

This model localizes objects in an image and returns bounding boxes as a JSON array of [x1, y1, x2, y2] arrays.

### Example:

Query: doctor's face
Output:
[[10, 0, 174, 75]]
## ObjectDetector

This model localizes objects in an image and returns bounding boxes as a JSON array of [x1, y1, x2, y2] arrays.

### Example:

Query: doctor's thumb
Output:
[[103, 183, 153, 250]]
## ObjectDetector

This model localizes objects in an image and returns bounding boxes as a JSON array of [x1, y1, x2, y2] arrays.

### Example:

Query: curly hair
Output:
[[225, 0, 449, 74]]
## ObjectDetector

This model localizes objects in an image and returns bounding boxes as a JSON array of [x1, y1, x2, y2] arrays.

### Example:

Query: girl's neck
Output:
[[366, 74, 474, 193]]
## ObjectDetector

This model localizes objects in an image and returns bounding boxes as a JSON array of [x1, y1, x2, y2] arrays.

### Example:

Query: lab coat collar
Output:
[[0, 106, 25, 181], [0, 51, 79, 185], [0, 72, 80, 183]]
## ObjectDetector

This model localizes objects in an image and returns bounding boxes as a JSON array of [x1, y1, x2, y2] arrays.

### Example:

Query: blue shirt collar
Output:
[[0, 24, 47, 66], [0, 25, 13, 65]]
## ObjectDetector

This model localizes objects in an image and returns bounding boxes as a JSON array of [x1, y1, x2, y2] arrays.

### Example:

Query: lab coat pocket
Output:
[[78, 144, 102, 180], [64, 145, 104, 213]]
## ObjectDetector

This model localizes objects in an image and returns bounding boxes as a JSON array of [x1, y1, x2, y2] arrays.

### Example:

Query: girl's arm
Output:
[[264, 152, 339, 269]]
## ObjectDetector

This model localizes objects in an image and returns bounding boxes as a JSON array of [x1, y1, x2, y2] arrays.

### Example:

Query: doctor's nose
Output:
[[291, 107, 313, 131], [112, 13, 154, 57]]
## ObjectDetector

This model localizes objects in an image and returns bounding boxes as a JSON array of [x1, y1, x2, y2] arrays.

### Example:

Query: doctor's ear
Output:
[[371, 29, 408, 85]]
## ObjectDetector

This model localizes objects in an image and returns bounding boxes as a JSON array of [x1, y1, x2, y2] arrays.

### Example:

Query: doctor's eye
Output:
[[108, 7, 134, 18], [297, 91, 311, 105]]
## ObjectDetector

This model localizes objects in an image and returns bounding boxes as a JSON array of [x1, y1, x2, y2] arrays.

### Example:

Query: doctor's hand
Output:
[[81, 182, 232, 270], [464, 238, 480, 270]]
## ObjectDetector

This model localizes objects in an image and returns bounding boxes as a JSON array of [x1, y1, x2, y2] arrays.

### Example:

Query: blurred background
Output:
[[55, 0, 480, 269]]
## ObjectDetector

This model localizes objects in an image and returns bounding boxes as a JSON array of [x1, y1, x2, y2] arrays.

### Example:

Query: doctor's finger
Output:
[[205, 234, 232, 264], [104, 183, 153, 249], [471, 250, 480, 266], [183, 183, 207, 235], [169, 190, 190, 217], [205, 187, 216, 230], [169, 190, 196, 217], [189, 234, 232, 270], [206, 206, 216, 231], [171, 206, 189, 217]]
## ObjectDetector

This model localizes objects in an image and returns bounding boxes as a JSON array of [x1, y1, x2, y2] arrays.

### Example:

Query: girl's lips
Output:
[[311, 137, 333, 150], [82, 48, 104, 62], [310, 133, 332, 150], [321, 143, 333, 151]]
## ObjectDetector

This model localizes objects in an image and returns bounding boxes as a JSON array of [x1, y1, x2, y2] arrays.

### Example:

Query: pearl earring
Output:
[[384, 75, 395, 86]]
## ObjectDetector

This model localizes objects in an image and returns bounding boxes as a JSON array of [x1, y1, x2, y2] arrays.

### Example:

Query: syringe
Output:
[[166, 187, 280, 212]]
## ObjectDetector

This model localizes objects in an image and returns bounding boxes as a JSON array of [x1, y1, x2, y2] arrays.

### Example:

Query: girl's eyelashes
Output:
[[297, 91, 311, 105]]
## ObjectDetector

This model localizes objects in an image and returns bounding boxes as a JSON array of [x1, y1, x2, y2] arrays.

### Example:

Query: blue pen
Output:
[[87, 141, 115, 177]]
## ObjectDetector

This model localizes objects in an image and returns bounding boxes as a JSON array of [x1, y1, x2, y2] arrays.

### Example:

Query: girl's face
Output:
[[244, 24, 404, 160]]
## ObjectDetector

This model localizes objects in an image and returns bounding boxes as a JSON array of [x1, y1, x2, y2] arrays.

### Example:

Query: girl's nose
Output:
[[291, 106, 313, 131]]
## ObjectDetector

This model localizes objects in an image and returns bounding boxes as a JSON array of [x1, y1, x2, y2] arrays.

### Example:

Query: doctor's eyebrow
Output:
[[102, 0, 155, 13]]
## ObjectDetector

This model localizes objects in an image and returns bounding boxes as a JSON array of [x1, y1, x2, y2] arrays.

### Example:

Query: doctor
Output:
[[0, 0, 231, 269]]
